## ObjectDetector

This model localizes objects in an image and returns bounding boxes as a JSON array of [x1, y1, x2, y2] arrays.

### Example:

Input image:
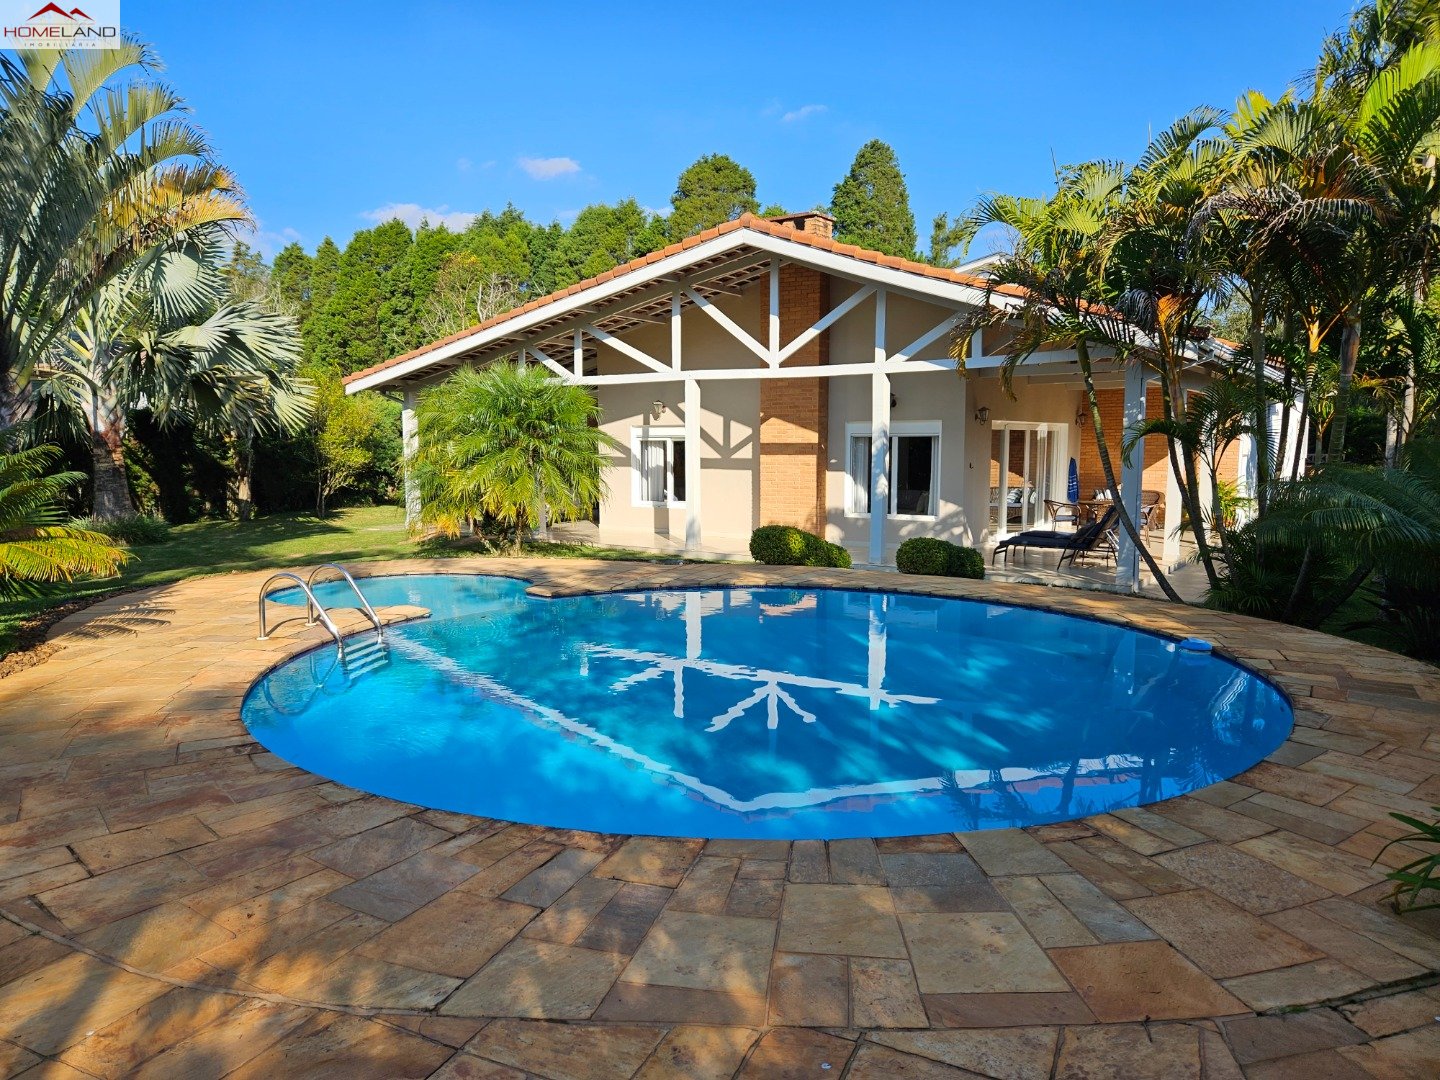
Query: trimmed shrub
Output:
[[73, 512, 172, 546], [896, 537, 984, 579], [749, 524, 851, 568]]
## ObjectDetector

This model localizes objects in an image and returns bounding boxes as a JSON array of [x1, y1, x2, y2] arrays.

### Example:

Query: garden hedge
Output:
[[895, 536, 984, 579], [749, 524, 852, 568]]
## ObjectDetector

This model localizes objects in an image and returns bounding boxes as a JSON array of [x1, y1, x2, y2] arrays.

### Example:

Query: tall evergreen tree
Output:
[[668, 155, 759, 239], [546, 200, 667, 288], [301, 238, 341, 359], [306, 221, 413, 375], [830, 140, 918, 258], [271, 243, 313, 321]]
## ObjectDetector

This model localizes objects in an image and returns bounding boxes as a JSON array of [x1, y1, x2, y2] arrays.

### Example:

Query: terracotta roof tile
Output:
[[343, 213, 1021, 386]]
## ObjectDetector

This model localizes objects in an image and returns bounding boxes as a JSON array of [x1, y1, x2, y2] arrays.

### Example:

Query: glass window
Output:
[[893, 436, 935, 516], [671, 441, 686, 502], [847, 429, 938, 518]]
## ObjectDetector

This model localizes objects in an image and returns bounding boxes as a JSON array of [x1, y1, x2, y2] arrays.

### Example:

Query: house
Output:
[[344, 213, 1302, 589]]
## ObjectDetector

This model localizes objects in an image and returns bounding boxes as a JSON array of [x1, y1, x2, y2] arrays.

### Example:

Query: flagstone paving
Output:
[[0, 557, 1438, 1078]]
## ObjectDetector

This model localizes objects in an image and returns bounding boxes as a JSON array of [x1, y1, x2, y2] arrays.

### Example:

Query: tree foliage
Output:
[[831, 140, 918, 258], [669, 154, 759, 239], [415, 362, 616, 549], [0, 443, 126, 594], [0, 45, 249, 404]]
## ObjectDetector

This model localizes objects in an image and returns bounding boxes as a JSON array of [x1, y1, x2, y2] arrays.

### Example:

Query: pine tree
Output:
[[547, 200, 668, 288], [668, 155, 759, 239], [306, 222, 413, 375], [830, 140, 917, 258], [271, 243, 313, 321]]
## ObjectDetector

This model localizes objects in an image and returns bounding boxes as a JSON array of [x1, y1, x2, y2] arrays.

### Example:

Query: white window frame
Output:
[[844, 421, 942, 521], [631, 426, 687, 508]]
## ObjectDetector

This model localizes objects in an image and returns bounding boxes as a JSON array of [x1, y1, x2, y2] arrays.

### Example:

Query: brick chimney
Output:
[[767, 211, 834, 240]]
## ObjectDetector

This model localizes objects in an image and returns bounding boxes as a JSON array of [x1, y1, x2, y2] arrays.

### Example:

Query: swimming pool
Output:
[[242, 574, 1293, 840]]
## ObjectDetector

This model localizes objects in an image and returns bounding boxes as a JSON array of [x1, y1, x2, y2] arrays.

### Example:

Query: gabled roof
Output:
[[344, 213, 1029, 393]]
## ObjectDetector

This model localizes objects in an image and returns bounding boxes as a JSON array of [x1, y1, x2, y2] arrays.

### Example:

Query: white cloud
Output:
[[456, 157, 472, 172], [518, 155, 581, 180], [247, 222, 303, 257], [780, 103, 827, 123], [361, 202, 478, 230]]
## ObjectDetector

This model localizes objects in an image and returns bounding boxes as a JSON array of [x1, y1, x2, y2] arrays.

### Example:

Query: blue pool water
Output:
[[243, 574, 1293, 840]]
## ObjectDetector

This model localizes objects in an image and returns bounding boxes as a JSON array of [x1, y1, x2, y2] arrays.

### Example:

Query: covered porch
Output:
[[346, 214, 1239, 595]]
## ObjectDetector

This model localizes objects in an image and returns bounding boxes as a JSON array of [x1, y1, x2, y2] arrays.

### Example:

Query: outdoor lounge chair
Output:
[[992, 503, 1120, 569]]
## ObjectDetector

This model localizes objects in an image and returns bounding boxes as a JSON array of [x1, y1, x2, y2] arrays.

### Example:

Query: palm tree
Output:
[[0, 443, 125, 594], [1248, 439, 1440, 633], [950, 161, 1187, 602], [0, 46, 247, 411], [1127, 378, 1264, 557], [31, 231, 310, 518], [415, 361, 619, 551], [1095, 108, 1237, 585], [1313, 33, 1440, 459]]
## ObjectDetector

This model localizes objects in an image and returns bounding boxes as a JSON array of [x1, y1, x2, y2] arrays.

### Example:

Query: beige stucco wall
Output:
[[409, 272, 1105, 562], [591, 280, 1094, 562], [592, 289, 764, 556]]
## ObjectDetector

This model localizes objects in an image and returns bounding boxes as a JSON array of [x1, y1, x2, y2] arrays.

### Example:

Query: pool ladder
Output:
[[257, 563, 384, 662]]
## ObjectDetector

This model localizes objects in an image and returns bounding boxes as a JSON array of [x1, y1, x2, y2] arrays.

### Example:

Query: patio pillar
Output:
[[869, 370, 890, 565], [1116, 364, 1146, 592], [401, 387, 420, 531], [1163, 453, 1183, 571], [684, 377, 702, 553], [869, 291, 890, 566]]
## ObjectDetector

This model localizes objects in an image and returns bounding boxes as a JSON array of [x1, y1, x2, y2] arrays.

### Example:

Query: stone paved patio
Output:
[[1, 558, 1438, 1078]]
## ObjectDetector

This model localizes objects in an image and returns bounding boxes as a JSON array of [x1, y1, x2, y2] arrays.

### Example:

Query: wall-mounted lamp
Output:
[[974, 406, 990, 425], [1075, 402, 1089, 426], [890, 393, 898, 409], [650, 400, 666, 420]]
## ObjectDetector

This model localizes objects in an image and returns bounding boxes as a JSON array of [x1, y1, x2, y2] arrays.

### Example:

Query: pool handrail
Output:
[[257, 572, 349, 658], [306, 563, 384, 642]]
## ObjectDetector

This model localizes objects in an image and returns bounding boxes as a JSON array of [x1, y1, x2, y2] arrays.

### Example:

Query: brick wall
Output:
[[1076, 386, 1172, 509], [759, 265, 829, 532]]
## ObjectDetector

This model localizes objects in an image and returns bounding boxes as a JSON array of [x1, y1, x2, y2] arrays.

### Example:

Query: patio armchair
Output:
[[992, 503, 1120, 570], [1043, 499, 1080, 530], [1139, 490, 1161, 537]]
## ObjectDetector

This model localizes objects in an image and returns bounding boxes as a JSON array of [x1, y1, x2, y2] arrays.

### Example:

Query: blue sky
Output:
[[123, 1, 1351, 258]]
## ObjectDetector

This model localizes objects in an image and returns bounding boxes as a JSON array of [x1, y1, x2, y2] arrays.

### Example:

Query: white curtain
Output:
[[849, 435, 871, 514], [640, 439, 667, 503]]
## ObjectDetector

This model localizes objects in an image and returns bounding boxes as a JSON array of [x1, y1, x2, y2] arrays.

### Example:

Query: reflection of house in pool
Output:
[[378, 589, 1244, 827]]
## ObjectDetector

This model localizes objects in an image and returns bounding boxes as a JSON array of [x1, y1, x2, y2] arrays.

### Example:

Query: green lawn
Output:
[[0, 505, 680, 657]]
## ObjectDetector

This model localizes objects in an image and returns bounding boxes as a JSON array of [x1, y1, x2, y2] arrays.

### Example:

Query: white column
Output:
[[1236, 432, 1257, 526], [1116, 364, 1146, 591], [401, 387, 420, 531], [684, 377, 702, 553], [768, 260, 780, 361], [671, 291, 682, 370], [1162, 453, 1183, 571], [869, 291, 890, 566]]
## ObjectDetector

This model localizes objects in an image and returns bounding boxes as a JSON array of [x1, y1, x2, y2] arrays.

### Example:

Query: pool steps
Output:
[[257, 563, 383, 661]]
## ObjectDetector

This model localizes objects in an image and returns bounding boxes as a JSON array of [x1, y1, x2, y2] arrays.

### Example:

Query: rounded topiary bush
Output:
[[750, 524, 851, 568], [895, 537, 984, 579]]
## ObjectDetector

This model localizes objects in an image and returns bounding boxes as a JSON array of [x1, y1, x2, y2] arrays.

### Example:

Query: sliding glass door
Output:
[[988, 423, 1065, 536]]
